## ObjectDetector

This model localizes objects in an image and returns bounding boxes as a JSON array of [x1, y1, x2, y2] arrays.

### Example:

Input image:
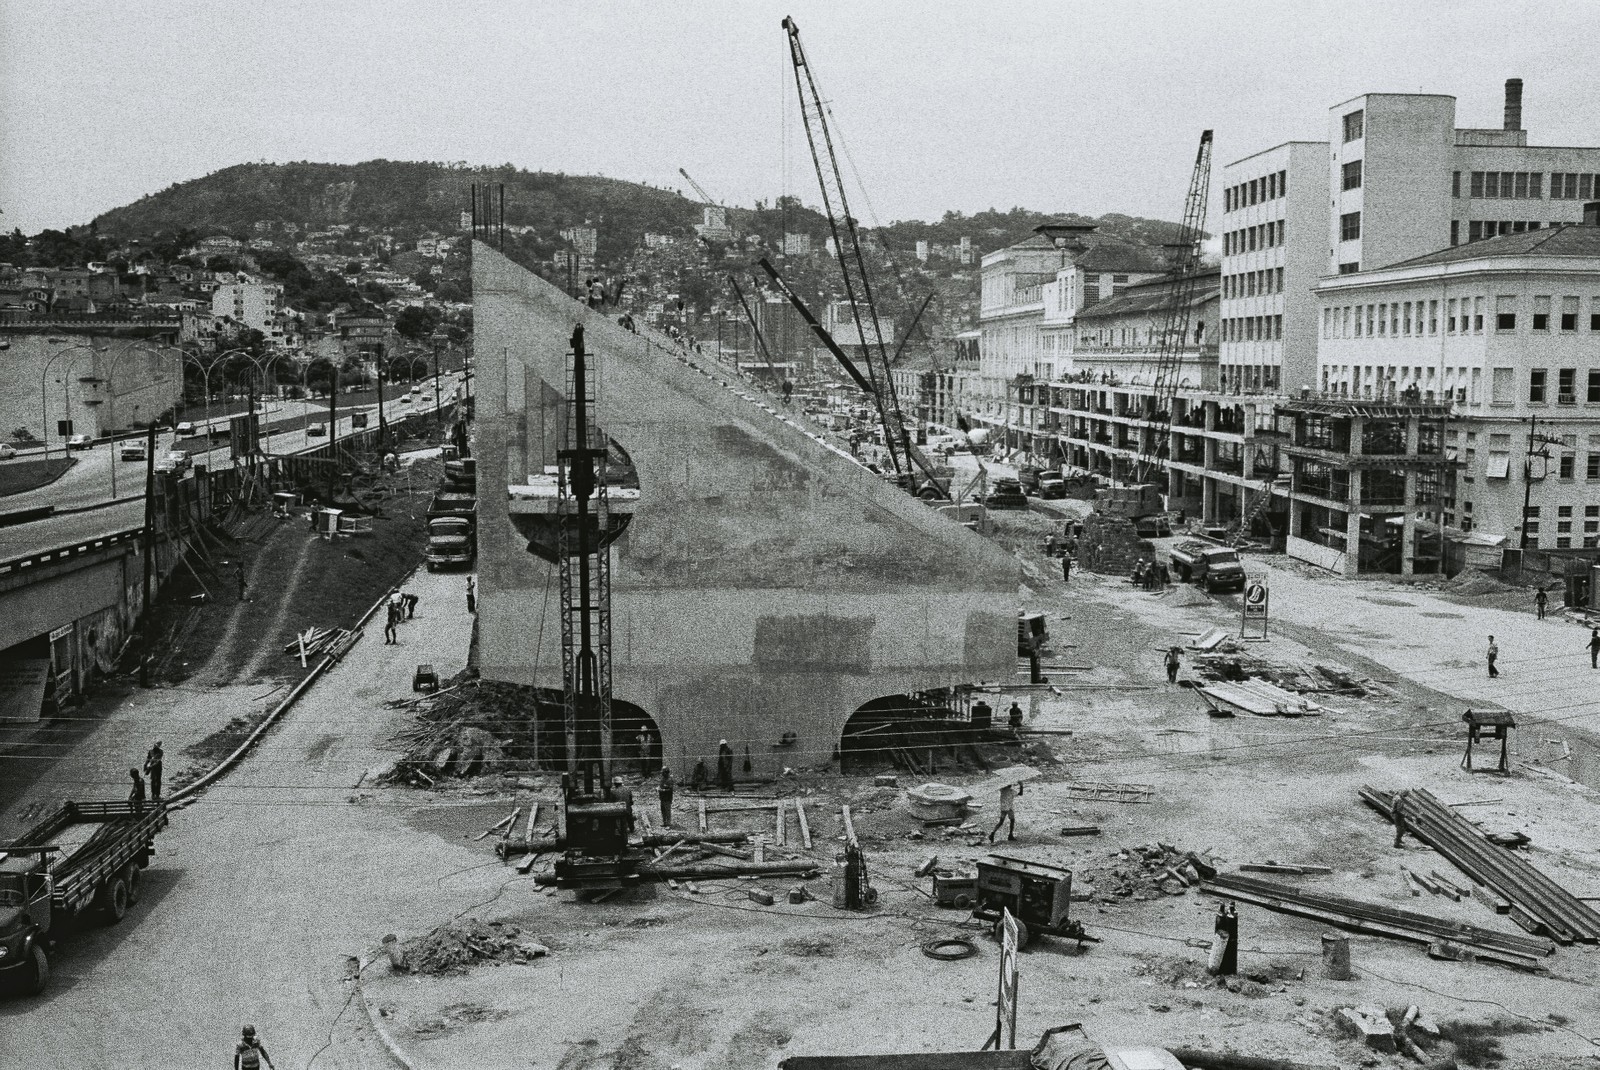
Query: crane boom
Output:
[[780, 16, 911, 480], [1138, 130, 1213, 482], [678, 167, 720, 207]]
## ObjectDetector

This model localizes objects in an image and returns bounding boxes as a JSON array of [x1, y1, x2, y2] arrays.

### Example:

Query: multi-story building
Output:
[[1314, 215, 1600, 552], [210, 280, 285, 344]]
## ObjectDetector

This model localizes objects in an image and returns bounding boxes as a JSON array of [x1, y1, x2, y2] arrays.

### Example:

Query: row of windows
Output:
[[1454, 170, 1600, 200], [1321, 295, 1600, 340], [1527, 367, 1600, 403], [1221, 315, 1283, 343], [1223, 268, 1284, 300], [1451, 219, 1560, 244], [1219, 364, 1282, 393], [1223, 219, 1285, 256], [1223, 170, 1289, 213]]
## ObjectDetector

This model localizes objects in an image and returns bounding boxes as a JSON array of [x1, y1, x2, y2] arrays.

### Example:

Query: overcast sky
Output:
[[4, 0, 1599, 235]]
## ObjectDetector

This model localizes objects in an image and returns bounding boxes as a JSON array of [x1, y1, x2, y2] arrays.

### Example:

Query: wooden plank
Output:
[[698, 798, 707, 832], [524, 802, 539, 839], [775, 798, 786, 847], [795, 797, 812, 849], [841, 805, 857, 847], [515, 853, 540, 874]]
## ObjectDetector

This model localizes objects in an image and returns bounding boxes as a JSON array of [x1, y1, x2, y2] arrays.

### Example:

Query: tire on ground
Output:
[[24, 942, 48, 996]]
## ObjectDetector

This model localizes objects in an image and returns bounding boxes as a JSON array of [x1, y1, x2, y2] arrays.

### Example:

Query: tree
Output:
[[394, 305, 442, 342], [345, 261, 363, 275]]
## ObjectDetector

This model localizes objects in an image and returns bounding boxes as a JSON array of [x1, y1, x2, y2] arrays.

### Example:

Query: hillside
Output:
[[87, 161, 1185, 265]]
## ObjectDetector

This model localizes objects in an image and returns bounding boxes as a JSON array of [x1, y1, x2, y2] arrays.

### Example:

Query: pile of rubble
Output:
[[384, 676, 548, 784], [1077, 515, 1153, 575], [1082, 844, 1205, 901], [388, 918, 549, 976]]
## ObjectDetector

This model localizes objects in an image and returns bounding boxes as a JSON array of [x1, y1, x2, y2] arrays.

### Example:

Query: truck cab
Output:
[[426, 516, 476, 571], [1167, 539, 1246, 593], [0, 852, 54, 995]]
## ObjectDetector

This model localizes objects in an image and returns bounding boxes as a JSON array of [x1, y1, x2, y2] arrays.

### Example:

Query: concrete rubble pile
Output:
[[1085, 843, 1203, 901], [1076, 514, 1153, 575], [388, 918, 549, 976], [385, 677, 541, 783]]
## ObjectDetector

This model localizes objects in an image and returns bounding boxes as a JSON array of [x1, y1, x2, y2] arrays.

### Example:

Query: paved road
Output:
[[0, 374, 464, 516], [0, 566, 488, 1069]]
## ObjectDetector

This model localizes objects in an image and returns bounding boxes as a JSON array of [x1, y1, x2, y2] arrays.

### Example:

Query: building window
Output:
[[1450, 220, 1460, 246], [1340, 212, 1361, 241], [1589, 368, 1600, 403], [1343, 109, 1364, 142], [1474, 296, 1485, 333], [1588, 454, 1600, 480], [1342, 160, 1363, 190], [1533, 295, 1551, 331], [1339, 261, 1360, 275], [1428, 299, 1438, 335], [1452, 171, 1461, 198], [1562, 296, 1579, 331], [1530, 368, 1547, 403], [1559, 368, 1576, 403], [1496, 296, 1517, 331], [1277, 219, 1285, 244]]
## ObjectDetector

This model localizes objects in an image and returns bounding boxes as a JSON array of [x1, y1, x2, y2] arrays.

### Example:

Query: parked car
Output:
[[982, 478, 1030, 511], [398, 393, 412, 405], [175, 422, 196, 437], [66, 434, 92, 450], [306, 423, 328, 437], [0, 444, 16, 460], [155, 450, 191, 475], [119, 442, 148, 463]]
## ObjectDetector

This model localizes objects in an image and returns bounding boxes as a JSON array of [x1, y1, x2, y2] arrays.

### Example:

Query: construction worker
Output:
[[128, 768, 146, 813], [144, 741, 164, 802], [402, 590, 419, 619], [466, 575, 477, 614], [1060, 554, 1071, 584], [717, 739, 735, 794], [658, 767, 675, 827], [635, 728, 650, 776], [235, 561, 247, 601], [989, 780, 1023, 844], [1007, 701, 1024, 732], [611, 776, 635, 832], [383, 602, 401, 645], [1535, 587, 1548, 620], [1589, 628, 1600, 669], [234, 1024, 275, 1070], [1486, 635, 1500, 678], [1392, 788, 1414, 848], [1165, 647, 1182, 685]]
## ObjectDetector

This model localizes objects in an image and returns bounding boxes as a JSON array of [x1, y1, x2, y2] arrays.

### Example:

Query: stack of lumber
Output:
[[283, 626, 356, 660], [1361, 786, 1600, 944], [1200, 872, 1555, 970], [1199, 679, 1324, 717]]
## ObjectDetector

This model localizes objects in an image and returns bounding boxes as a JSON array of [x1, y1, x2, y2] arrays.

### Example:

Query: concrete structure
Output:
[[0, 325, 182, 444], [1219, 141, 1329, 395], [1315, 219, 1600, 550], [473, 243, 1017, 775]]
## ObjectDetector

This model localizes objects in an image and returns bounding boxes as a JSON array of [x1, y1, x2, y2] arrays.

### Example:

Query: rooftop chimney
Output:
[[1504, 78, 1523, 131], [1584, 201, 1600, 227]]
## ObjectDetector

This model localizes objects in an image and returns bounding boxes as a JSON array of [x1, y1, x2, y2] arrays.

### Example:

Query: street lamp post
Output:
[[40, 342, 107, 461], [106, 341, 182, 499]]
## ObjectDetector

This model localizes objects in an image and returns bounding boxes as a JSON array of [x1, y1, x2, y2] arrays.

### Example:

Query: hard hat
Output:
[[719, 738, 728, 745], [243, 1025, 257, 1037], [612, 776, 623, 786]]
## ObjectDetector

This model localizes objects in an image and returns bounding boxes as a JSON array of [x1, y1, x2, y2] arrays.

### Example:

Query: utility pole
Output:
[[1521, 412, 1540, 551], [327, 366, 339, 500], [138, 422, 157, 688], [375, 348, 389, 453]]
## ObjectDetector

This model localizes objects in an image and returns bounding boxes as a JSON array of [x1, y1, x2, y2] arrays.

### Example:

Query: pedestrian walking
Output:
[[466, 575, 477, 614], [144, 741, 164, 803], [1165, 646, 1182, 685], [1589, 628, 1600, 669], [658, 767, 674, 828], [1486, 634, 1500, 678], [1060, 555, 1072, 583], [1391, 788, 1414, 848], [989, 779, 1023, 843], [128, 768, 146, 813], [1535, 587, 1548, 620], [235, 561, 247, 601], [235, 1025, 276, 1070], [716, 739, 735, 793], [384, 603, 401, 645], [402, 591, 419, 619]]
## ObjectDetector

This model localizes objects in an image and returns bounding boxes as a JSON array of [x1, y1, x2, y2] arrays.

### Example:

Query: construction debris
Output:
[[282, 626, 356, 663], [391, 918, 550, 976], [1200, 872, 1555, 970], [1082, 844, 1203, 900], [1199, 679, 1324, 717], [384, 677, 540, 783], [1064, 781, 1154, 804], [1362, 786, 1600, 943]]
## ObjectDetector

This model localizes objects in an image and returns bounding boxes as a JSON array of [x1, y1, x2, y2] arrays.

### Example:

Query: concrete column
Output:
[[1167, 464, 1181, 505], [1202, 476, 1218, 525], [1287, 490, 1303, 544], [1343, 469, 1363, 576], [1401, 483, 1417, 576]]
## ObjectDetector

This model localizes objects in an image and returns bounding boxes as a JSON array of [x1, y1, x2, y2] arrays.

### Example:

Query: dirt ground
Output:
[[362, 540, 1600, 1069]]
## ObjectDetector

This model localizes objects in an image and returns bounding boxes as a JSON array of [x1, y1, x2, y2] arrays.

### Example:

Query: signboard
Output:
[[1241, 577, 1270, 640], [351, 412, 369, 429], [996, 908, 1019, 1050]]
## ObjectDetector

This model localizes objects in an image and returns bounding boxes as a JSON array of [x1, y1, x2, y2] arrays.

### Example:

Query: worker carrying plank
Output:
[[989, 779, 1024, 844]]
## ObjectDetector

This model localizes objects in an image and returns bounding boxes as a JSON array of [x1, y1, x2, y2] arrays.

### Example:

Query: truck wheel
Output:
[[992, 917, 1031, 949], [103, 877, 129, 924], [123, 864, 142, 905], [952, 893, 972, 909], [1179, 565, 1192, 582], [24, 943, 48, 996]]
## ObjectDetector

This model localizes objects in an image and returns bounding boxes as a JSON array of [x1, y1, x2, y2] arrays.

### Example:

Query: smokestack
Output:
[[1504, 78, 1523, 131], [1584, 201, 1600, 227]]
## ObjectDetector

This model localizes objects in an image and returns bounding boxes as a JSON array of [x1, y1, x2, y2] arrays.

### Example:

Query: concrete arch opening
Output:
[[838, 692, 981, 776], [523, 689, 658, 776]]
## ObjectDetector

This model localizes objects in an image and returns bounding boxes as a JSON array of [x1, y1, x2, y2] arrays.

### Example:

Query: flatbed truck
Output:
[[0, 801, 168, 996]]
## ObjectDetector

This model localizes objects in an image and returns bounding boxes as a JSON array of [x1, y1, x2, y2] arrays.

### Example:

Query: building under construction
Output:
[[472, 244, 1018, 778]]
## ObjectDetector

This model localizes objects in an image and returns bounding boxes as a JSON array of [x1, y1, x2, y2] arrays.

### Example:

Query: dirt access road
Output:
[[0, 566, 494, 1070]]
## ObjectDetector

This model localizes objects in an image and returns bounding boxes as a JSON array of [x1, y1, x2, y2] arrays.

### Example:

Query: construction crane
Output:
[[780, 16, 915, 483], [678, 167, 721, 211], [727, 274, 782, 381], [1138, 129, 1213, 484]]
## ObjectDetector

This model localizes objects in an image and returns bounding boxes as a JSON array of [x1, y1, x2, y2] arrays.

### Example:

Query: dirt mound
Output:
[[1442, 570, 1517, 598], [385, 675, 544, 783], [1163, 585, 1212, 608], [391, 918, 549, 976]]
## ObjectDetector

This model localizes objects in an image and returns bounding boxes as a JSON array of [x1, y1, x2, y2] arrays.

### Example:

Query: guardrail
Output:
[[0, 525, 144, 578]]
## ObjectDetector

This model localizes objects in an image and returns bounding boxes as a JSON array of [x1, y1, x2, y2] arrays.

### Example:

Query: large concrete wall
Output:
[[0, 326, 182, 442], [473, 244, 1019, 775]]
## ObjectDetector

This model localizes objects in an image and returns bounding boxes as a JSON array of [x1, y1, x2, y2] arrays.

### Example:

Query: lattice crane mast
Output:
[[1138, 129, 1213, 483], [781, 15, 912, 481], [678, 168, 720, 211]]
